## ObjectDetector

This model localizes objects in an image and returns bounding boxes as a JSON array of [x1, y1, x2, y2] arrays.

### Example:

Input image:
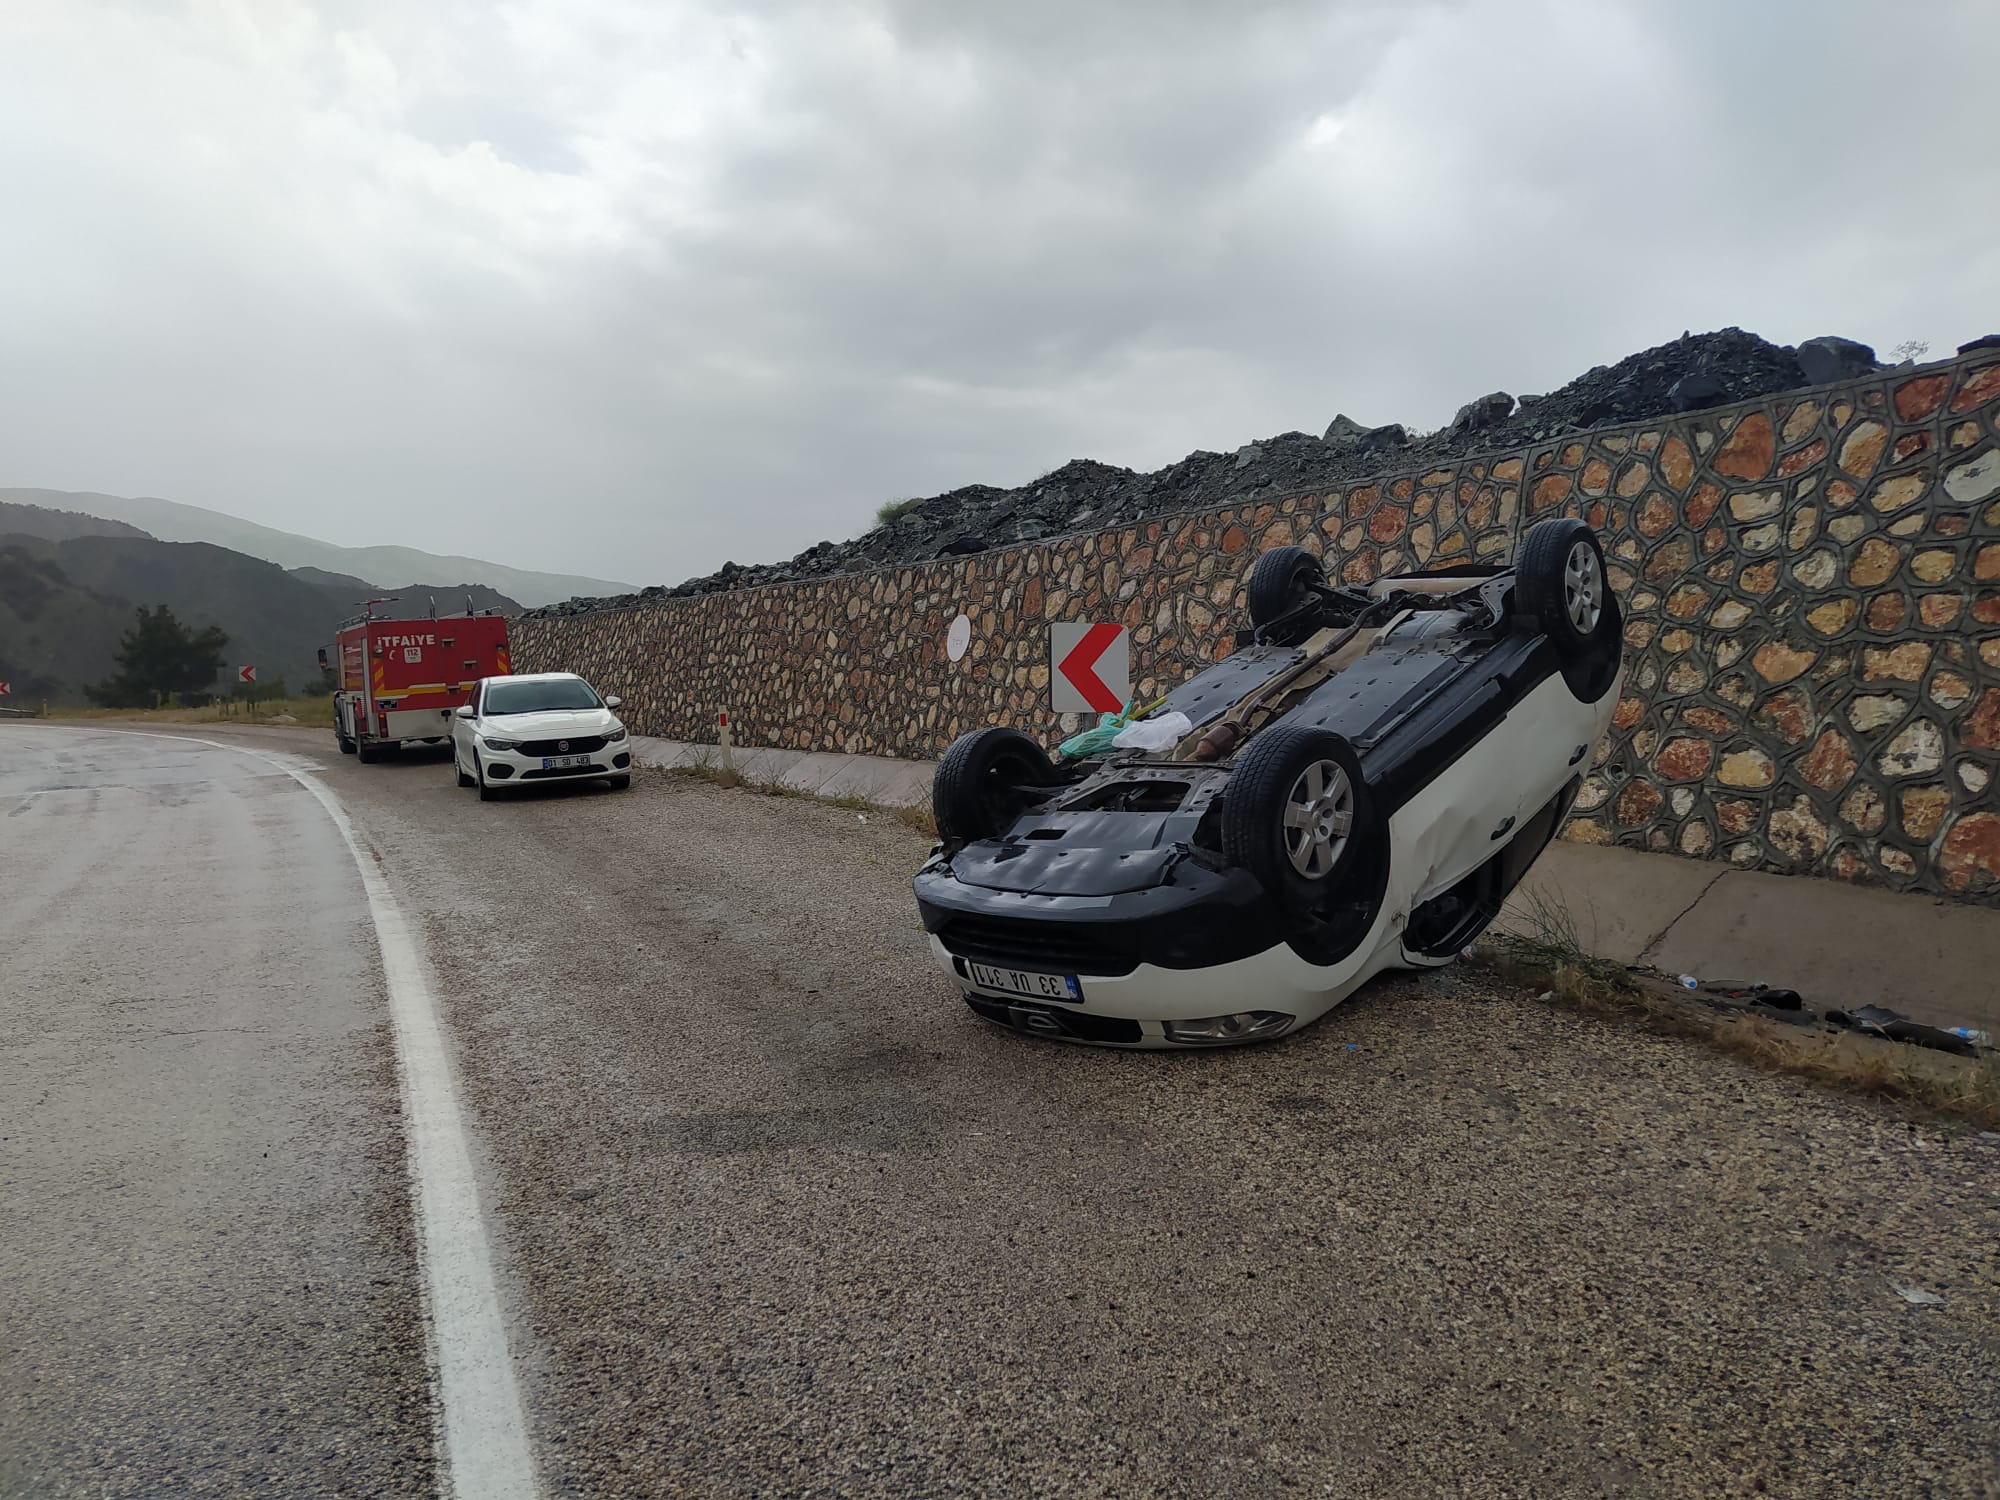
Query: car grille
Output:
[[934, 914, 1139, 977], [963, 994, 1144, 1045], [519, 734, 607, 756]]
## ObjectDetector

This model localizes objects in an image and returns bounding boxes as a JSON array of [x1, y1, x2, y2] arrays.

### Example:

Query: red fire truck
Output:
[[324, 599, 511, 762]]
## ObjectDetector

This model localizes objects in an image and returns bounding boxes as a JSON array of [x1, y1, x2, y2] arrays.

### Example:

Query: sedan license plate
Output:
[[542, 753, 592, 769], [966, 961, 1082, 1003]]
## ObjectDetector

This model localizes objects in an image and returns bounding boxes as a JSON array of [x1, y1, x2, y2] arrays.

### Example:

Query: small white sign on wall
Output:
[[945, 612, 972, 663]]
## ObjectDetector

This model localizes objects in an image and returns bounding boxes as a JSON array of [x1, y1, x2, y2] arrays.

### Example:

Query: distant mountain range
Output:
[[0, 497, 520, 703], [0, 488, 633, 608]]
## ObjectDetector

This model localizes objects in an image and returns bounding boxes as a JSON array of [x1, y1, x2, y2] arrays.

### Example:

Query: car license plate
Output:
[[543, 754, 591, 769], [966, 961, 1082, 1002]]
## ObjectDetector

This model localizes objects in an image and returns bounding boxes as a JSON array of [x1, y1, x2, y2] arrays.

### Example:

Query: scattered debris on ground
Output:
[[1486, 891, 2000, 1129], [525, 326, 1954, 618]]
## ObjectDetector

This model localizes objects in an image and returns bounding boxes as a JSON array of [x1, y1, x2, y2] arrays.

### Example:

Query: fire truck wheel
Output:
[[608, 774, 632, 791], [356, 740, 383, 764]]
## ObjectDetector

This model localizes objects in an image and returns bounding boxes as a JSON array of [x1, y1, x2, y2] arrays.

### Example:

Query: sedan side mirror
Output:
[[603, 695, 622, 709], [455, 704, 476, 720]]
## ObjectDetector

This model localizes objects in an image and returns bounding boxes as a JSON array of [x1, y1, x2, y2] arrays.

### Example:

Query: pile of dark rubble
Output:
[[526, 329, 1983, 619]]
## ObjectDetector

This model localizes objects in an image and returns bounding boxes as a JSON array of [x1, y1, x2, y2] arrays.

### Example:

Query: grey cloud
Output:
[[0, 0, 1994, 588]]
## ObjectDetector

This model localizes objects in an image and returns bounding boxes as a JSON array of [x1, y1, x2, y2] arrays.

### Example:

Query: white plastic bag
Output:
[[1111, 710, 1193, 753]]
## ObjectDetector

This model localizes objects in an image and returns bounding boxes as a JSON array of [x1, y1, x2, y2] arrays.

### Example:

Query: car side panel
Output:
[[1386, 665, 1622, 914]]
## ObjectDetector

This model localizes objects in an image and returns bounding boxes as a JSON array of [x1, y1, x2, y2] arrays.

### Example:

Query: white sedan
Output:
[[451, 672, 634, 799]]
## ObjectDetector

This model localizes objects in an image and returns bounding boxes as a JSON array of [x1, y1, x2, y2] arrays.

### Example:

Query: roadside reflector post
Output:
[[718, 710, 735, 775]]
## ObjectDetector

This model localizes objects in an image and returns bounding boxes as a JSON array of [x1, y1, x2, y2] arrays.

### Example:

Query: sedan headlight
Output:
[[481, 735, 521, 751], [1162, 1011, 1295, 1045], [604, 724, 628, 742]]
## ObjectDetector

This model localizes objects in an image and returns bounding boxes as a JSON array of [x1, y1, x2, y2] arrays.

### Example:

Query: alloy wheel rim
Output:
[[1282, 758, 1354, 878], [1564, 541, 1602, 634]]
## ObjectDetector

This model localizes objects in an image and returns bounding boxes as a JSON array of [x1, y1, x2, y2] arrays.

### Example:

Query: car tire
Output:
[[475, 754, 498, 801], [456, 755, 475, 788], [608, 774, 631, 790], [1220, 723, 1369, 910], [933, 727, 1060, 845], [1515, 518, 1607, 662], [1246, 545, 1327, 646]]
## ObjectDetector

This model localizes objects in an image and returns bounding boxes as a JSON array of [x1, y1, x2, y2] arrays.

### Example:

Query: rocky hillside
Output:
[[528, 328, 1988, 620], [0, 488, 634, 607], [0, 498, 151, 543], [0, 529, 519, 703]]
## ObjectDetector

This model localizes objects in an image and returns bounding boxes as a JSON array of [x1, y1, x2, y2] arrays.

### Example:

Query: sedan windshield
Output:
[[483, 677, 601, 715]]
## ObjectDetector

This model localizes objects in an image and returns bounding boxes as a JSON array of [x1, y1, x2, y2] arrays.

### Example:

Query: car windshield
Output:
[[483, 677, 601, 715]]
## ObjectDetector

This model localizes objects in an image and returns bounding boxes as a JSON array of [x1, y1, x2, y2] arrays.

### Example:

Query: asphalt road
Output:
[[3, 721, 1997, 1499], [0, 728, 432, 1497]]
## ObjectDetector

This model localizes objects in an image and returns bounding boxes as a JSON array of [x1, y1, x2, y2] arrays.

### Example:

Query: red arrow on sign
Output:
[[1056, 622, 1127, 714], [0, 681, 10, 696], [238, 665, 257, 684]]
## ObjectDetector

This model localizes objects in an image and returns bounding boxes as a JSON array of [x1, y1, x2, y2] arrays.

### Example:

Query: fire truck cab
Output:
[[326, 600, 511, 763]]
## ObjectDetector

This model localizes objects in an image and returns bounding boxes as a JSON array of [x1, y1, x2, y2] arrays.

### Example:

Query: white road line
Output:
[[124, 731, 539, 1500]]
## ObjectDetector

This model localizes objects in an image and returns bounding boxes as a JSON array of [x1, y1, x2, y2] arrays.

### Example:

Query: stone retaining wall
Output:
[[515, 350, 2000, 901]]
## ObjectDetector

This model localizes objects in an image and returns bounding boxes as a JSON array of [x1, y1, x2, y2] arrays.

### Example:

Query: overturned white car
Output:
[[913, 517, 1624, 1047]]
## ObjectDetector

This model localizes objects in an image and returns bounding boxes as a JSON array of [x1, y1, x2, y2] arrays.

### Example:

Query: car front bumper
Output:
[[916, 854, 1402, 1047], [478, 741, 633, 783], [925, 929, 1398, 1048]]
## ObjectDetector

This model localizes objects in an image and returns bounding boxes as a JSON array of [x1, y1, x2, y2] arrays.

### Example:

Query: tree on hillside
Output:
[[85, 605, 227, 707]]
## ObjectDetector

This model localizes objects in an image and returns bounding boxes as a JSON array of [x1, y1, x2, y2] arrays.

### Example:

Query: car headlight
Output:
[[604, 724, 628, 742], [481, 736, 521, 752], [1161, 1011, 1295, 1045]]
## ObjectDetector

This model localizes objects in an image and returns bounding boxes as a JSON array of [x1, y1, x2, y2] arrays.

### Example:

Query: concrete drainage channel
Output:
[[629, 734, 935, 809]]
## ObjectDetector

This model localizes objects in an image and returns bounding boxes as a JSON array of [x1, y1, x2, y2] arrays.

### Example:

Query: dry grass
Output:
[[1488, 887, 2000, 1130], [40, 696, 334, 728], [891, 802, 939, 839], [663, 757, 937, 838]]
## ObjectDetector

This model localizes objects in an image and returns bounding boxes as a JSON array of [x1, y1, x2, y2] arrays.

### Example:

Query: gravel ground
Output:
[[297, 741, 1999, 1500], [12, 722, 1997, 1498]]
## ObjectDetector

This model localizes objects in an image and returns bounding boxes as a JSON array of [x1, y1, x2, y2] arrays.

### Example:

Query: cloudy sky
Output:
[[2, 0, 1995, 588]]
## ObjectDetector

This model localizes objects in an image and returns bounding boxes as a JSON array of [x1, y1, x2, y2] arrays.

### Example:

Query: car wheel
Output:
[[1246, 545, 1327, 646], [1221, 723, 1369, 909], [456, 752, 475, 788], [607, 774, 631, 790], [475, 753, 498, 801], [1516, 518, 1606, 661], [934, 727, 1060, 845]]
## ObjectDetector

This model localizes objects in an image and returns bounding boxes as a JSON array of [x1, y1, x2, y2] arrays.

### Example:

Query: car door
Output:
[[455, 679, 483, 766]]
